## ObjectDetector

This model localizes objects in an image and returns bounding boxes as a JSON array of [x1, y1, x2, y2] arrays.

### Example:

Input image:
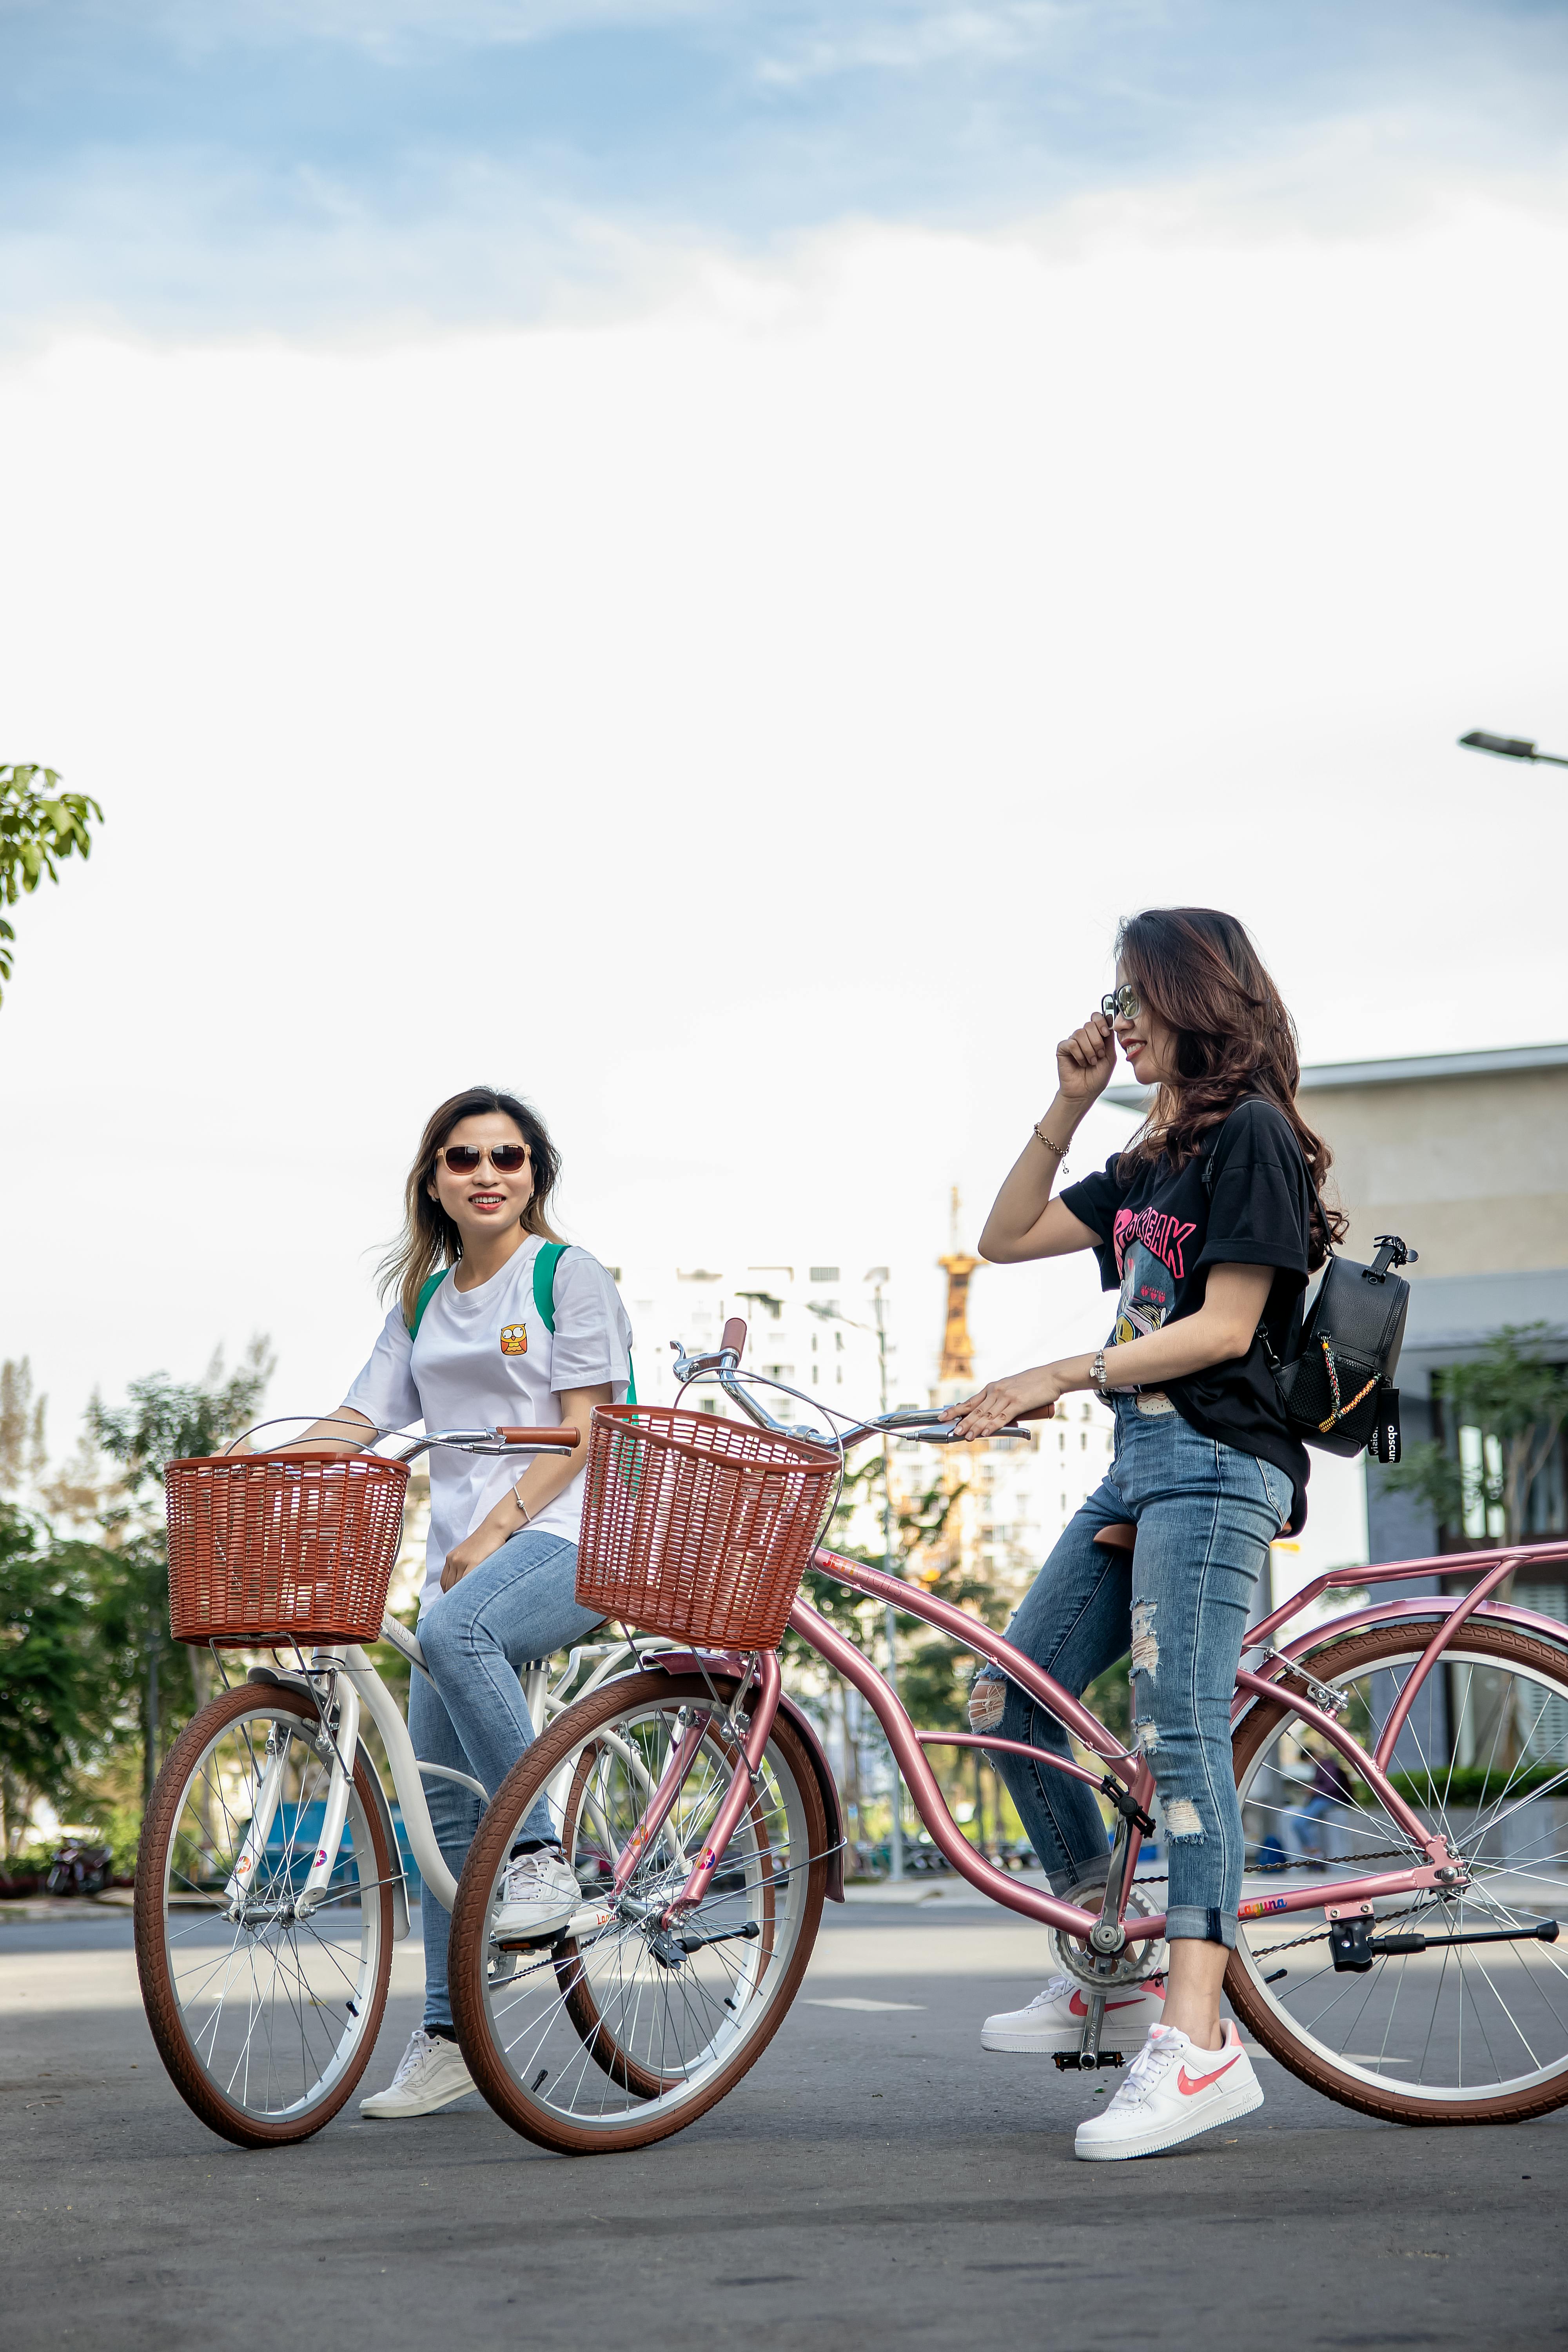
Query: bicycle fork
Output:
[[222, 1657, 362, 1925]]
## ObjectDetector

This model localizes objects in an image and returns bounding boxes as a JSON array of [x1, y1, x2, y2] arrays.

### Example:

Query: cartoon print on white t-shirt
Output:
[[500, 1324, 526, 1356]]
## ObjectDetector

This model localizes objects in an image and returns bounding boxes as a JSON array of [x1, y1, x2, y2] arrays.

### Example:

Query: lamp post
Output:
[[810, 1270, 906, 1882], [1459, 730, 1568, 768]]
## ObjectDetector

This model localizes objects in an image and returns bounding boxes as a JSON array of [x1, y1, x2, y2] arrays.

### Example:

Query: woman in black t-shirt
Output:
[[947, 906, 1344, 2162]]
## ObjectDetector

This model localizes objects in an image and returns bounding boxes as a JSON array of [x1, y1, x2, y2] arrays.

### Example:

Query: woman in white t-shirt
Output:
[[283, 1084, 632, 2122]]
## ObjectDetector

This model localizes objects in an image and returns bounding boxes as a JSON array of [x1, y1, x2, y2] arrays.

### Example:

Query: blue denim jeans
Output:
[[976, 1394, 1289, 1947], [410, 1526, 604, 2031]]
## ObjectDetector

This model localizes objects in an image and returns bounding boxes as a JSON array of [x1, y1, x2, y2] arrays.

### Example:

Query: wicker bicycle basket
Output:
[[574, 1406, 839, 1650], [165, 1452, 411, 1646]]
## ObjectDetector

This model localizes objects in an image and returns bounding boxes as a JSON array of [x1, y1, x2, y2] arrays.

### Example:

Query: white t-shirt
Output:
[[343, 1238, 633, 1609]]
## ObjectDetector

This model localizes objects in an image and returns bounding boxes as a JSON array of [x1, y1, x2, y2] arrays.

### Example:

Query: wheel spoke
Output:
[[1235, 1631, 1568, 2114], [140, 1697, 390, 2137], [458, 1676, 822, 2147]]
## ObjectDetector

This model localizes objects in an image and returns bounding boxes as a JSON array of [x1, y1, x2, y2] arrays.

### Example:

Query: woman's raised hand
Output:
[[1056, 1010, 1117, 1106]]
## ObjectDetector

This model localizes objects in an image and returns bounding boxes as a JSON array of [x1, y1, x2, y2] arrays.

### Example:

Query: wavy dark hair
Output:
[[379, 1087, 564, 1329], [1114, 907, 1345, 1269]]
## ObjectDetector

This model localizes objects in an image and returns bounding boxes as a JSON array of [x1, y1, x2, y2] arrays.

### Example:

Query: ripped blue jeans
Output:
[[973, 1395, 1289, 1946]]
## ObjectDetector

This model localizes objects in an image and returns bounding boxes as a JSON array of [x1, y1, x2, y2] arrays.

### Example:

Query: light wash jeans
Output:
[[410, 1526, 604, 2032], [975, 1394, 1290, 1947]]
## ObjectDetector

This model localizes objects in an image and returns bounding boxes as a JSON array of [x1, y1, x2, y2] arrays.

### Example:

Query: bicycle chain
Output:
[[1131, 1844, 1414, 1887]]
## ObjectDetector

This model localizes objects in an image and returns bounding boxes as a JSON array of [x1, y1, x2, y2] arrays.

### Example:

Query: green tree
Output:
[[88, 1339, 275, 1800], [1, 765, 104, 1005], [1381, 1324, 1568, 1561], [0, 1504, 118, 1855]]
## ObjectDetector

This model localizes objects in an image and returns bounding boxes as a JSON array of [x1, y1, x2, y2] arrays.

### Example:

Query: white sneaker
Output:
[[982, 1973, 1166, 2054], [1074, 2022, 1263, 2161], [359, 2028, 475, 2119], [492, 1847, 581, 1944]]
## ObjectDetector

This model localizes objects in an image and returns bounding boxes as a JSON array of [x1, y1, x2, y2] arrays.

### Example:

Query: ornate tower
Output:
[[936, 1185, 981, 1406]]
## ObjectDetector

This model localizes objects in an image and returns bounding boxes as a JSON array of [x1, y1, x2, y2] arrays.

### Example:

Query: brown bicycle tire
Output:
[[1226, 1617, 1568, 2127], [134, 1683, 395, 2149], [450, 1670, 827, 2154]]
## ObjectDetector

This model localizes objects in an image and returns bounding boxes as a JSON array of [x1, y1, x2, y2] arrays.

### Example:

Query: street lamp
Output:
[[809, 1270, 907, 1882], [1459, 730, 1568, 768]]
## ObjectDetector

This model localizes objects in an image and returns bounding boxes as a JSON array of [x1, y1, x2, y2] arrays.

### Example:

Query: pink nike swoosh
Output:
[[1177, 2053, 1242, 2096], [1068, 1990, 1148, 2017]]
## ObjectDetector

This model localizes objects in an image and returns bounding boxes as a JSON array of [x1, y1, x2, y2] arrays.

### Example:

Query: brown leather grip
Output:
[[497, 1426, 580, 1449], [721, 1318, 748, 1356]]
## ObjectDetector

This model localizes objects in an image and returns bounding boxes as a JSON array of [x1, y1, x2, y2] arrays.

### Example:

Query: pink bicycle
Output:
[[445, 1322, 1568, 2153]]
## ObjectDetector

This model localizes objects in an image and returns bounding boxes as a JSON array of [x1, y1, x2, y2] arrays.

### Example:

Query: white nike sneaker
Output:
[[359, 2028, 475, 2119], [1074, 2021, 1262, 2161], [982, 1973, 1166, 2054], [492, 1847, 581, 1944]]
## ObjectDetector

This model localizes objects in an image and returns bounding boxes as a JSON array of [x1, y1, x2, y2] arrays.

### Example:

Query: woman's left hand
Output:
[[942, 1362, 1073, 1439]]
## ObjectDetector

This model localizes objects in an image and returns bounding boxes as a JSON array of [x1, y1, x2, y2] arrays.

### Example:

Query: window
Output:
[[1432, 1380, 1568, 1549], [810, 1267, 840, 1283]]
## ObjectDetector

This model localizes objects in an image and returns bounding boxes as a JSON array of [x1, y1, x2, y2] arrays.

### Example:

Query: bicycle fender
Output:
[[645, 1651, 846, 1902], [244, 1666, 411, 1941]]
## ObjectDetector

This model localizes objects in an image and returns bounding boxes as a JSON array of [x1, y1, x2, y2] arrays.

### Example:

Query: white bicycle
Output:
[[135, 1419, 644, 2148]]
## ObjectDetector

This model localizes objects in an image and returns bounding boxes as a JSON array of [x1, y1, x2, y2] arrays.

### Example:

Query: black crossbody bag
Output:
[[1201, 1118, 1415, 1466]]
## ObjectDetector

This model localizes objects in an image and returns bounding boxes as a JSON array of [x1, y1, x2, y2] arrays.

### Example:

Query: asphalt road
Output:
[[3, 1892, 1564, 2351]]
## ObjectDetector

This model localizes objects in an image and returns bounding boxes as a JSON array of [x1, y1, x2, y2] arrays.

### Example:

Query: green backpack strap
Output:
[[532, 1240, 637, 1403], [408, 1267, 449, 1339], [532, 1241, 568, 1331]]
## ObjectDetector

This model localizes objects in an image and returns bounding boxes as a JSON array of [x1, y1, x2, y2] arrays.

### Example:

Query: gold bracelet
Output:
[[1033, 1122, 1069, 1169]]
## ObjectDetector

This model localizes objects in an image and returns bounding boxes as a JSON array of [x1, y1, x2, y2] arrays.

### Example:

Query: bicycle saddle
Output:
[[1092, 1522, 1136, 1553]]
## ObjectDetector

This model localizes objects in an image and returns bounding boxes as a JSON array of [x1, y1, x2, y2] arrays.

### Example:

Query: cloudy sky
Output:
[[3, 1, 1566, 1555]]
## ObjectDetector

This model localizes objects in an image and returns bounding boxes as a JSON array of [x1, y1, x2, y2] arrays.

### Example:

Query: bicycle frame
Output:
[[643, 1532, 1568, 1949], [232, 1630, 646, 1930]]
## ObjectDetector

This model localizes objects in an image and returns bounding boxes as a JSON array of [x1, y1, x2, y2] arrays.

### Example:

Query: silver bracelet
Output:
[[1091, 1348, 1109, 1397], [1033, 1122, 1069, 1170], [513, 1482, 532, 1524]]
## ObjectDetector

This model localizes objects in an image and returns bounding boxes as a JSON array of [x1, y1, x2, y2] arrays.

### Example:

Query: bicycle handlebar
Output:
[[496, 1426, 580, 1450], [721, 1317, 748, 1356]]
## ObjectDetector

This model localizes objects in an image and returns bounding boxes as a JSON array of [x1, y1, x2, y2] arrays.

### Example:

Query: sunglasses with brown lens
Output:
[[437, 1144, 531, 1174]]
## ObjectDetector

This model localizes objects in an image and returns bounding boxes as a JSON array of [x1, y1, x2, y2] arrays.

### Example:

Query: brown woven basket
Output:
[[165, 1451, 411, 1646], [574, 1406, 839, 1650]]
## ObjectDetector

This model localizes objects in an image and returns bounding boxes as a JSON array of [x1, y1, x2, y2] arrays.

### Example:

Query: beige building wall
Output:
[[1309, 1067, 1568, 1281]]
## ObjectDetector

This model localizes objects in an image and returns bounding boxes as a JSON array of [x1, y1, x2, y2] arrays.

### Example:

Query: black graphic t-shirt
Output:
[[1060, 1096, 1314, 1532]]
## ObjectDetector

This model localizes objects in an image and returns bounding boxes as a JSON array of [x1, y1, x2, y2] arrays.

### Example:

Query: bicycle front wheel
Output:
[[449, 1670, 828, 2154], [134, 1682, 394, 2147], [1228, 1619, 1568, 2124]]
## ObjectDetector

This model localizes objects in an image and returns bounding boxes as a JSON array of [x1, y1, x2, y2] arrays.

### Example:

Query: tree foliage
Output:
[[1381, 1323, 1568, 1548], [0, 1343, 275, 1848], [0, 1505, 120, 1854], [0, 765, 104, 1003]]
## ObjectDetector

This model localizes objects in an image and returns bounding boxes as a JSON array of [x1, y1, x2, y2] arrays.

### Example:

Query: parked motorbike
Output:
[[45, 1838, 114, 1897]]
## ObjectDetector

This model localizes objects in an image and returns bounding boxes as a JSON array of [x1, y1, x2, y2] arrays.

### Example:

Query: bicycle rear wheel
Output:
[[135, 1682, 394, 2147], [449, 1670, 828, 2154], [1228, 1619, 1568, 2124]]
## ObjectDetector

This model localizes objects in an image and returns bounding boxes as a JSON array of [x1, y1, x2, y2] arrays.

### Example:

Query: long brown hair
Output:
[[1114, 907, 1346, 1270], [380, 1087, 564, 1329]]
